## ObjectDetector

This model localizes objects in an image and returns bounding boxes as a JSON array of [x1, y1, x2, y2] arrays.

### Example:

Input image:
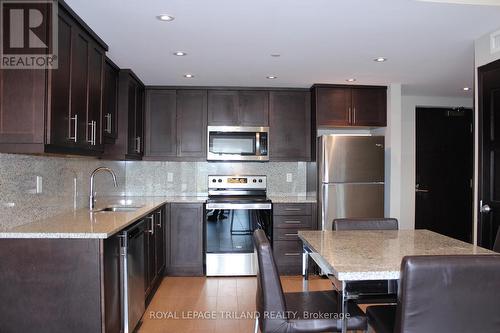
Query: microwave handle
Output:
[[256, 132, 260, 156]]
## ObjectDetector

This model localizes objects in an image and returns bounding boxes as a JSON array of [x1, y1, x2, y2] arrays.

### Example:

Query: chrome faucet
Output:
[[89, 167, 118, 210]]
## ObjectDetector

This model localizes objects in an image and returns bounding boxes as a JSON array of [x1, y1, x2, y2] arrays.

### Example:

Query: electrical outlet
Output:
[[286, 173, 293, 183], [167, 172, 174, 182], [36, 176, 43, 194]]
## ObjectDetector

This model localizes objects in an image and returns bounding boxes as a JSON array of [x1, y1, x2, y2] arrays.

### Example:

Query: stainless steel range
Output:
[[205, 175, 272, 276]]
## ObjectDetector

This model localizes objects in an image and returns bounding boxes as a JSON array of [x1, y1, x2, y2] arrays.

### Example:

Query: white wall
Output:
[[400, 95, 473, 231], [473, 28, 500, 244]]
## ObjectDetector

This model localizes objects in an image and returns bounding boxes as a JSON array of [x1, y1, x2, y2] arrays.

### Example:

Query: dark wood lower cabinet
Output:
[[167, 203, 204, 276], [145, 206, 167, 305], [273, 203, 317, 275]]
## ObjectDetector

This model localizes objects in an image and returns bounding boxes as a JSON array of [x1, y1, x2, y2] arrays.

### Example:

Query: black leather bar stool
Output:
[[253, 229, 367, 333], [332, 218, 399, 304], [366, 255, 500, 333]]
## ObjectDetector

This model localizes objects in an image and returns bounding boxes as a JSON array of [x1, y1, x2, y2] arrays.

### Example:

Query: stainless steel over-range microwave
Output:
[[207, 126, 269, 161]]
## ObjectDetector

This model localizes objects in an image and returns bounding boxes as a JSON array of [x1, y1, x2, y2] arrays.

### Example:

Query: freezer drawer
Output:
[[320, 183, 384, 230], [319, 135, 385, 183]]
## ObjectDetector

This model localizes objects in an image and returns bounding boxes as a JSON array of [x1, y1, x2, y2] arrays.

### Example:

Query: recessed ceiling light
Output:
[[374, 57, 387, 62], [271, 54, 281, 57], [463, 87, 470, 91], [346, 78, 356, 82], [173, 51, 187, 56], [266, 76, 277, 79], [184, 74, 194, 78], [157, 14, 175, 22]]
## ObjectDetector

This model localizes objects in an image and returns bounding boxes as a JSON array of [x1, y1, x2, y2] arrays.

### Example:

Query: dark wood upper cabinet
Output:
[[145, 90, 177, 158], [168, 203, 204, 276], [351, 87, 387, 126], [312, 84, 387, 127], [208, 90, 239, 125], [0, 1, 108, 155], [208, 90, 269, 126], [103, 58, 119, 143], [144, 88, 207, 160], [177, 90, 207, 158], [269, 90, 311, 161], [239, 91, 269, 126], [104, 70, 145, 160]]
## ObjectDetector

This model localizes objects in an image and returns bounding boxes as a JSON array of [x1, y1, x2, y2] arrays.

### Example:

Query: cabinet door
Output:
[[352, 88, 387, 126], [103, 60, 119, 142], [207, 90, 238, 125], [169, 203, 203, 276], [154, 208, 166, 277], [315, 87, 352, 126], [135, 86, 145, 155], [87, 43, 104, 151], [145, 90, 177, 157], [144, 215, 156, 296], [238, 91, 269, 126], [269, 91, 311, 161], [71, 28, 90, 146], [50, 12, 73, 146], [127, 81, 138, 156], [103, 235, 122, 333], [177, 90, 207, 158]]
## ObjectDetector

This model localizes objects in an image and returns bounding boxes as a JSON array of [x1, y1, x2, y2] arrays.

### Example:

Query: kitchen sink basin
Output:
[[96, 206, 142, 213]]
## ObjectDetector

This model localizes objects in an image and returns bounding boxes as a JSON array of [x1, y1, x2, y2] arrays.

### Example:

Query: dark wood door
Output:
[[50, 12, 72, 146], [145, 90, 177, 157], [144, 215, 156, 295], [103, 59, 119, 142], [269, 91, 311, 161], [154, 208, 166, 277], [71, 28, 90, 147], [352, 87, 387, 126], [315, 87, 351, 126], [238, 91, 269, 126], [479, 59, 500, 249], [416, 107, 473, 243], [135, 86, 145, 156], [103, 235, 122, 333], [207, 90, 238, 125], [177, 90, 207, 157], [127, 80, 138, 156], [87, 44, 104, 151], [169, 203, 204, 276]]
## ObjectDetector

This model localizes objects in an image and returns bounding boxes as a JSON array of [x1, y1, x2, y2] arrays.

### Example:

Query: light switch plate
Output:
[[286, 173, 293, 183], [167, 172, 174, 182]]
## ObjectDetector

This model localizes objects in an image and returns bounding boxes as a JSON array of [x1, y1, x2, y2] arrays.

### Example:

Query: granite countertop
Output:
[[0, 196, 207, 239], [268, 195, 316, 203], [299, 229, 496, 281]]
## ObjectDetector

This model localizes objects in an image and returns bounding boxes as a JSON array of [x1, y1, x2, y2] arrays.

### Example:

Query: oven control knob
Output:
[[218, 179, 222, 183], [253, 179, 257, 183], [258, 179, 263, 183], [212, 179, 216, 183]]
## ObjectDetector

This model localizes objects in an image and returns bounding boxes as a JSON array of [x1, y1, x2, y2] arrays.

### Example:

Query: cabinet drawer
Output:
[[274, 228, 310, 241], [273, 240, 303, 266], [273, 215, 312, 229], [273, 203, 312, 216]]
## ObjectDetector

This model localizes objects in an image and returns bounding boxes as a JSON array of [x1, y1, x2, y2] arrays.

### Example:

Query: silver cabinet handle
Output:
[[481, 204, 491, 213], [284, 253, 301, 256], [135, 136, 141, 153], [88, 121, 96, 145], [284, 220, 301, 224], [69, 114, 78, 142], [285, 233, 299, 237], [285, 208, 301, 211], [146, 216, 154, 234], [104, 113, 112, 134], [155, 210, 162, 228], [353, 107, 356, 124]]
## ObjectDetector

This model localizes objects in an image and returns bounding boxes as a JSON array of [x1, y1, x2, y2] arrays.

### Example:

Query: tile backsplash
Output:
[[0, 153, 307, 228], [125, 161, 307, 196]]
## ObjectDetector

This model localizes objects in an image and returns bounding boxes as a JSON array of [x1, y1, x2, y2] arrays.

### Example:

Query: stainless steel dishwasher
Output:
[[120, 220, 146, 333]]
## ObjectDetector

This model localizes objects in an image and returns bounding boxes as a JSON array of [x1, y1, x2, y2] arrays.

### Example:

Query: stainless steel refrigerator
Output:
[[318, 135, 385, 231]]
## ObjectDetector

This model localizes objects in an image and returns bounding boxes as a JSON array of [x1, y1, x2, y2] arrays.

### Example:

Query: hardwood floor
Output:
[[139, 275, 340, 333]]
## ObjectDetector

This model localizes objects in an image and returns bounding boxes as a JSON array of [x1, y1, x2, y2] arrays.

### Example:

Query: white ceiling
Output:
[[66, 0, 500, 96]]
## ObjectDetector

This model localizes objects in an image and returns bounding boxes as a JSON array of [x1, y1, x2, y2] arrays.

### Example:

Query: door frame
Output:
[[415, 106, 474, 242], [477, 58, 500, 247]]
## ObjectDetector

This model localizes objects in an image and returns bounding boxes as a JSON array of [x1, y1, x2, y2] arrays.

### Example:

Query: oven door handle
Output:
[[206, 203, 272, 210]]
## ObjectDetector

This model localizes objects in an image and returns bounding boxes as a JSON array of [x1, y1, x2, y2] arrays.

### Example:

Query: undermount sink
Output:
[[96, 206, 143, 213]]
